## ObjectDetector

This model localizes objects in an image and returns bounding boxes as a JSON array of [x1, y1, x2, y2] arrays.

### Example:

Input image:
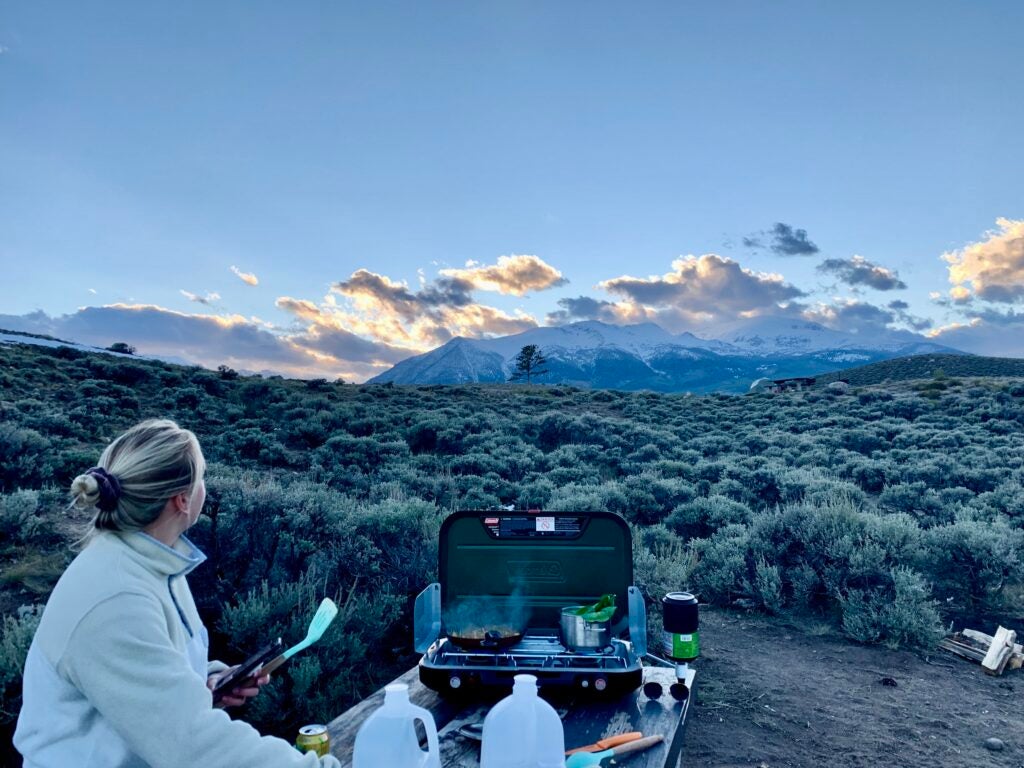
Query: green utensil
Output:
[[259, 598, 339, 676]]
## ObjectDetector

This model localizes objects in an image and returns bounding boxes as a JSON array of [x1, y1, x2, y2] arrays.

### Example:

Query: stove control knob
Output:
[[594, 678, 607, 692], [449, 675, 462, 689], [580, 679, 589, 688]]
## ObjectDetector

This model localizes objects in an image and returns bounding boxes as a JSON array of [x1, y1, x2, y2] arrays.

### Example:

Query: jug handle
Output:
[[412, 705, 440, 767]]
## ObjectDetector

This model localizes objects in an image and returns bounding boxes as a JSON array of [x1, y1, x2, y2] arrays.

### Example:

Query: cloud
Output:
[[943, 218, 1024, 304], [230, 266, 259, 286], [180, 290, 221, 305], [264, 270, 548, 354], [546, 296, 628, 325], [928, 314, 1024, 357], [886, 300, 933, 331], [274, 295, 420, 364], [598, 254, 805, 328], [817, 255, 907, 291], [802, 298, 933, 335], [803, 299, 897, 334], [746, 223, 820, 256], [0, 305, 404, 382], [439, 254, 568, 296], [327, 269, 537, 349]]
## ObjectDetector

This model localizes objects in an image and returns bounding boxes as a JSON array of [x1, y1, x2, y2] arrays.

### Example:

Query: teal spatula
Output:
[[258, 598, 339, 676]]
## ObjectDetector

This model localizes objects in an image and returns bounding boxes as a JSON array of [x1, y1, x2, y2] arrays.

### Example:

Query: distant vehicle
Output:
[[749, 376, 817, 394]]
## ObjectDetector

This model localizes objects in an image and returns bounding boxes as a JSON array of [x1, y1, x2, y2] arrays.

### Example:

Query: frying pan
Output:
[[446, 627, 524, 650]]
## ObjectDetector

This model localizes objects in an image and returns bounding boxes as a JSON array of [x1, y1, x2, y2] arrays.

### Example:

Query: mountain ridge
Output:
[[369, 318, 964, 392]]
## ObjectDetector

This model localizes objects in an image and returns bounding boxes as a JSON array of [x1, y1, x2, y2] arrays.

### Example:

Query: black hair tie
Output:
[[86, 467, 122, 512]]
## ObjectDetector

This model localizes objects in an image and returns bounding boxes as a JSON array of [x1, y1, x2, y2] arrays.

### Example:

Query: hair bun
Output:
[[70, 473, 101, 510]]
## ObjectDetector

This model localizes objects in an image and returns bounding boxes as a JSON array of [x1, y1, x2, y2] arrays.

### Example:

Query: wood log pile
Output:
[[939, 626, 1023, 675]]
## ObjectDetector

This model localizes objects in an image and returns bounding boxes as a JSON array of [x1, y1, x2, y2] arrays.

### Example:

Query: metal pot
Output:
[[560, 606, 610, 651]]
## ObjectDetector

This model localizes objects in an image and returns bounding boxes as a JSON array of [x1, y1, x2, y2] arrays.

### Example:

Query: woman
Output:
[[15, 419, 340, 768]]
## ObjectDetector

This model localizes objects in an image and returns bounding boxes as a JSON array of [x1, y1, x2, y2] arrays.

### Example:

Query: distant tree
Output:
[[509, 345, 549, 384], [107, 342, 136, 355], [217, 364, 239, 380]]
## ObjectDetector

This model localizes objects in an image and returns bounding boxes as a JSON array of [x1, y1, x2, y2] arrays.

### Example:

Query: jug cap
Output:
[[513, 674, 538, 691], [383, 683, 411, 708]]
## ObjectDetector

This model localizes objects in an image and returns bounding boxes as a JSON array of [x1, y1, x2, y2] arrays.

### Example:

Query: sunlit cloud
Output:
[[439, 254, 567, 296], [944, 218, 1024, 304], [325, 269, 537, 349], [230, 265, 259, 286], [590, 254, 804, 331], [0, 305, 399, 382]]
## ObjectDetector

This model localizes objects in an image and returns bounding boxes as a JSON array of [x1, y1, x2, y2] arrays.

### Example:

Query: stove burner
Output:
[[430, 631, 633, 671]]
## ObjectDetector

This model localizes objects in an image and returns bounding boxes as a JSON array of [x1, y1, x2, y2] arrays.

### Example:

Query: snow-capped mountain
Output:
[[713, 316, 933, 355], [368, 318, 963, 392]]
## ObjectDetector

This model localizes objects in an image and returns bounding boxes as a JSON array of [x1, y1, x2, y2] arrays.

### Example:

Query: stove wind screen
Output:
[[440, 511, 632, 631]]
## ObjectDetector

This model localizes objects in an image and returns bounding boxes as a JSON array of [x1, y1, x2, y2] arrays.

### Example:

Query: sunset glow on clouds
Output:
[[943, 219, 1024, 304], [3, 220, 1024, 379], [230, 266, 259, 287], [439, 255, 568, 296], [3, 3, 1020, 379]]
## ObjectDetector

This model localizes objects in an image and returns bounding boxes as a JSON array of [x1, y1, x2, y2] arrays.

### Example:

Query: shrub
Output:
[[924, 519, 1024, 614], [753, 557, 784, 612], [665, 495, 751, 540], [0, 424, 51, 491], [0, 605, 42, 724], [217, 573, 402, 737], [0, 490, 44, 548], [840, 567, 942, 649]]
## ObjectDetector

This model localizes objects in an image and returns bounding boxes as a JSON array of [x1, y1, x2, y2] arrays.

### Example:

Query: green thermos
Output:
[[661, 592, 699, 662]]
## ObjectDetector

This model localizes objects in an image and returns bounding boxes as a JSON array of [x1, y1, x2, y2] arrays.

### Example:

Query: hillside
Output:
[[815, 353, 1024, 386], [1, 340, 1022, 762]]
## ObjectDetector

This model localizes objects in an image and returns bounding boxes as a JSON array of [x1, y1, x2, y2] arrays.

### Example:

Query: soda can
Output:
[[296, 724, 330, 757]]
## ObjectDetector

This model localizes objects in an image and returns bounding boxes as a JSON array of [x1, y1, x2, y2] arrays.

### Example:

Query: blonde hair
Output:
[[70, 419, 205, 534]]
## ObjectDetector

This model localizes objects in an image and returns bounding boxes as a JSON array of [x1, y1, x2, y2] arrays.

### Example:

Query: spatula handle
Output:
[[611, 735, 663, 756], [258, 654, 287, 677]]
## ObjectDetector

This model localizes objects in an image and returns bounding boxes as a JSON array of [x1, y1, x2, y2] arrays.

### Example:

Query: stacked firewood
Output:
[[939, 627, 1022, 676]]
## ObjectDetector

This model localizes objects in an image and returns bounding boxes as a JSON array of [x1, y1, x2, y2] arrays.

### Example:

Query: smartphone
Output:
[[211, 637, 283, 703]]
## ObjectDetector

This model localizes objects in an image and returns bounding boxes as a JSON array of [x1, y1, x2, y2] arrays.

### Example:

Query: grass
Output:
[[0, 551, 68, 595]]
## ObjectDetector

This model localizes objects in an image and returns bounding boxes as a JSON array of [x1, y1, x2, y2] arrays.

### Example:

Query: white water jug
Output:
[[480, 674, 566, 768], [352, 682, 441, 768]]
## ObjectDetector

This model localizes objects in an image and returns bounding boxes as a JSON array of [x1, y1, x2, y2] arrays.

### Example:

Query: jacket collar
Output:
[[110, 531, 207, 577]]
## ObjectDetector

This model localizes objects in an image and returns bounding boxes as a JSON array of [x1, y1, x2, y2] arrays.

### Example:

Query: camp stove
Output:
[[414, 511, 646, 697]]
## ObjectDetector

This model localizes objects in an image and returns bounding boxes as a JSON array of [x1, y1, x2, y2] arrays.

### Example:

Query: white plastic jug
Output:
[[352, 682, 441, 768], [480, 674, 566, 768]]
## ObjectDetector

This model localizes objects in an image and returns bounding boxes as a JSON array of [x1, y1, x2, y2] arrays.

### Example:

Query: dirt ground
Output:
[[684, 607, 1022, 768]]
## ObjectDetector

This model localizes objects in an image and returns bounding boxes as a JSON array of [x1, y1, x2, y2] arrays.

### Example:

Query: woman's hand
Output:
[[207, 667, 272, 709]]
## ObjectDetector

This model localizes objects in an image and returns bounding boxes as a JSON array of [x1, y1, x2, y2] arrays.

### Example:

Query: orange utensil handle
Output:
[[597, 732, 644, 751], [565, 731, 643, 755], [611, 734, 664, 756]]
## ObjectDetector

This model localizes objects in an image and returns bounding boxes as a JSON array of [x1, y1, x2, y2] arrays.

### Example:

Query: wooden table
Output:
[[328, 665, 695, 767]]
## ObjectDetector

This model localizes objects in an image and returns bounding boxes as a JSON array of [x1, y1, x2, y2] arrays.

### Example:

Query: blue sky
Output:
[[2, 1, 1022, 379]]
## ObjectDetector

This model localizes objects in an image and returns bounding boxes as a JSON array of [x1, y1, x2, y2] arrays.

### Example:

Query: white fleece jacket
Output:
[[14, 531, 337, 768]]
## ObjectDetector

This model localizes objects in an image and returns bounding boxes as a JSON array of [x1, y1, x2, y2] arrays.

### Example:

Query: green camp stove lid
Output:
[[438, 510, 633, 635]]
